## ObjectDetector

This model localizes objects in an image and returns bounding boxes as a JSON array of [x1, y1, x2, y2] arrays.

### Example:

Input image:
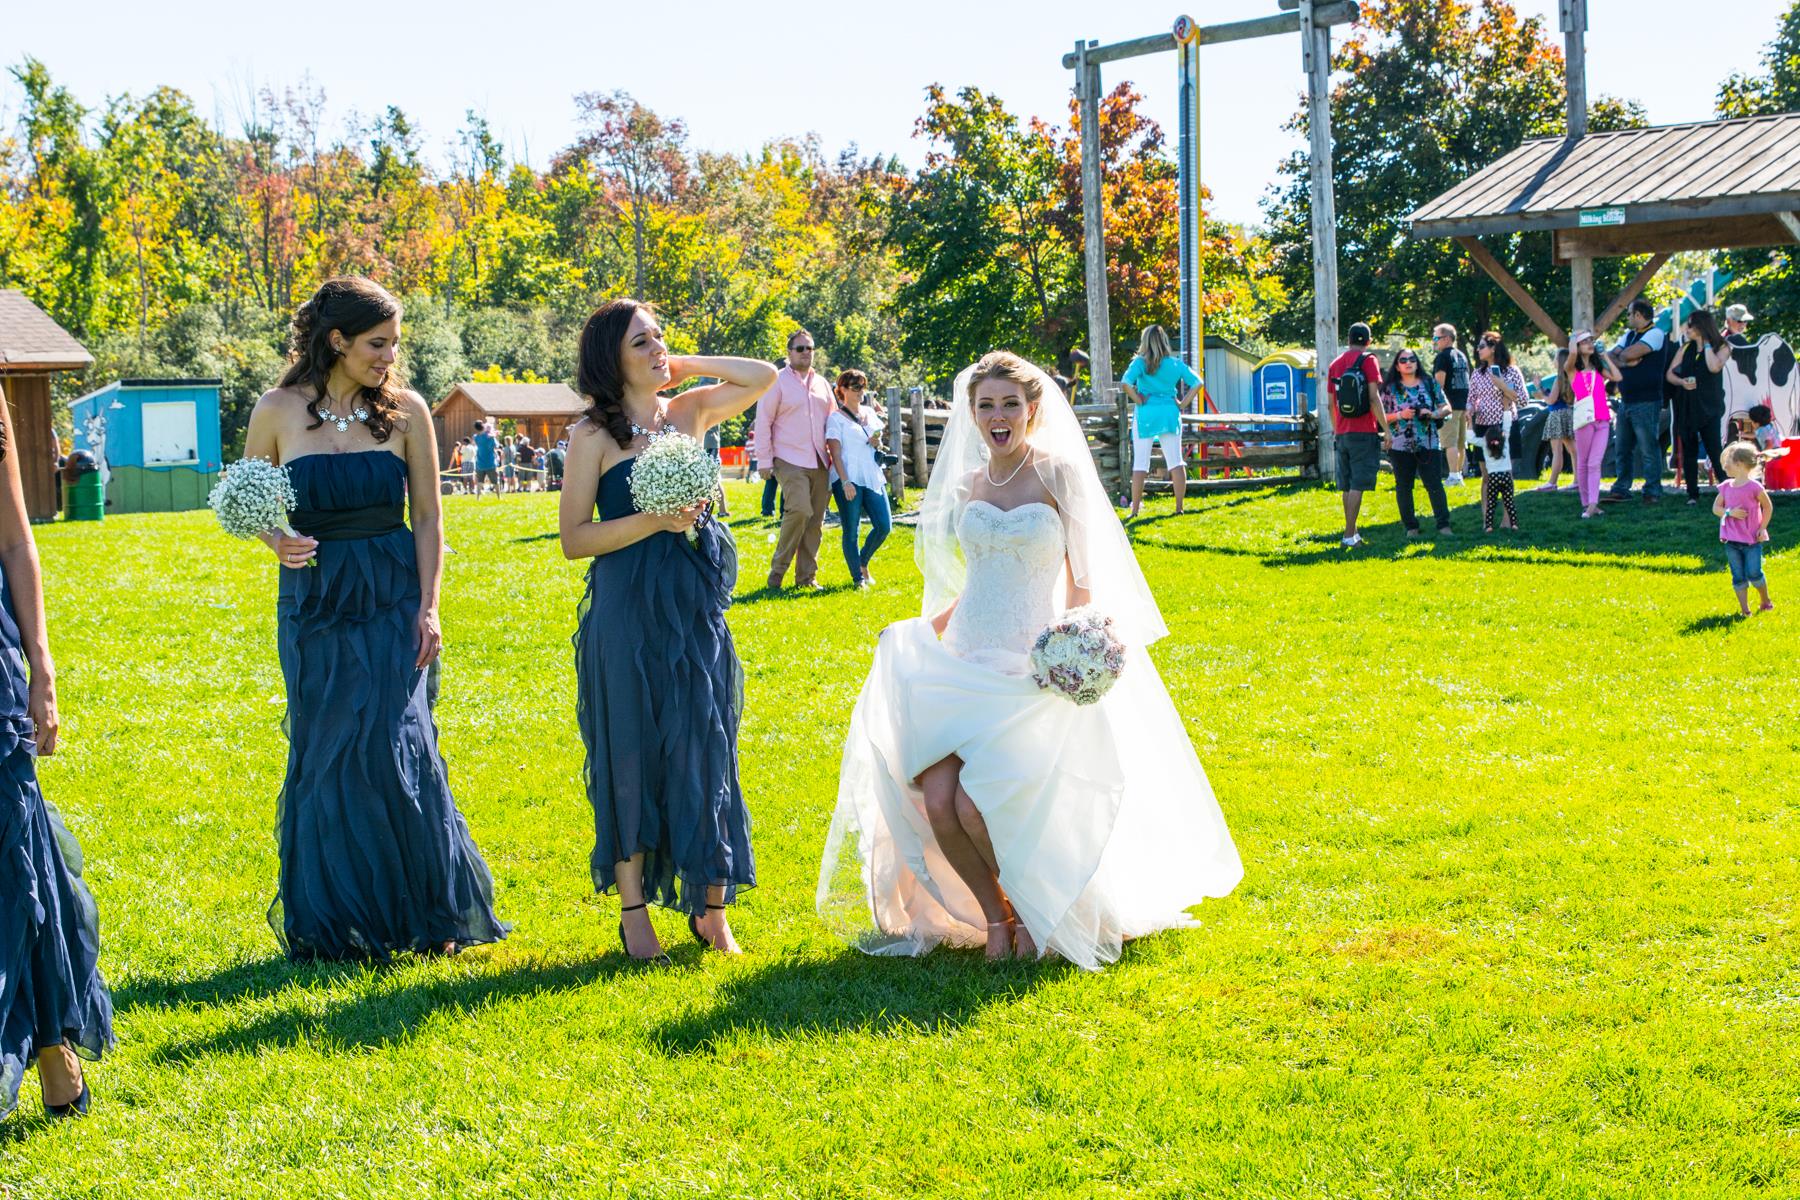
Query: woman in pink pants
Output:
[[1566, 331, 1622, 519]]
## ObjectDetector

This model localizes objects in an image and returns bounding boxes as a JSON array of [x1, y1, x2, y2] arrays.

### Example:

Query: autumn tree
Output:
[[569, 91, 690, 299]]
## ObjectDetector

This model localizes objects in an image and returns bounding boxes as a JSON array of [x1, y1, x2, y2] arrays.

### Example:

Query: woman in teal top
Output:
[[1121, 324, 1201, 518]]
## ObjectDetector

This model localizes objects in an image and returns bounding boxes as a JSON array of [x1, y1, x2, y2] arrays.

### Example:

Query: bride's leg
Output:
[[920, 756, 1012, 958], [953, 786, 1038, 961]]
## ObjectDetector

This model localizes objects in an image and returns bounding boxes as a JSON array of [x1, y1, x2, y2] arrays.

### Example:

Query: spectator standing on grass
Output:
[[1606, 299, 1669, 504], [1481, 409, 1520, 534], [1468, 332, 1526, 452], [547, 438, 567, 490], [447, 439, 465, 493], [501, 436, 518, 495], [1535, 348, 1576, 493], [1666, 309, 1731, 506], [1431, 323, 1473, 485], [1121, 324, 1199, 519], [1565, 331, 1622, 520], [825, 369, 892, 588], [703, 424, 729, 518], [1327, 322, 1391, 548], [1381, 346, 1453, 538], [1713, 441, 1775, 616], [754, 329, 834, 590], [472, 421, 499, 497]]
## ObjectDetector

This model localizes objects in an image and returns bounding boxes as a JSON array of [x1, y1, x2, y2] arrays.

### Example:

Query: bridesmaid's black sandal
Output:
[[618, 903, 671, 967], [687, 903, 728, 950], [44, 1078, 91, 1121]]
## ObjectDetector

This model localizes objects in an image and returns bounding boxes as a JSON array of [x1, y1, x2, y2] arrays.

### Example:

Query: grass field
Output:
[[2, 475, 1795, 1198]]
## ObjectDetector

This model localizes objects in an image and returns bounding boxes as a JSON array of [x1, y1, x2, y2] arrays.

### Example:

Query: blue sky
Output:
[[3, 1, 1790, 224]]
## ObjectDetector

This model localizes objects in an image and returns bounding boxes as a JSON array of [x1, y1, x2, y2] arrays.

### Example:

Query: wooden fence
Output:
[[889, 384, 1317, 498]]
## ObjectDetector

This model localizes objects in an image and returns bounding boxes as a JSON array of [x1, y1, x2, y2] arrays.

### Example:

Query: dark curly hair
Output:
[[577, 297, 655, 449], [280, 276, 407, 443]]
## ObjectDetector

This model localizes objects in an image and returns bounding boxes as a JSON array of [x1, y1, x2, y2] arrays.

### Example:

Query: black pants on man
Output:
[[1389, 448, 1452, 533]]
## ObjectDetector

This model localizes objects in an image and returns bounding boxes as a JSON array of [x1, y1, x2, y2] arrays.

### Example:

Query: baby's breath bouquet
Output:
[[628, 430, 719, 544], [1029, 606, 1127, 706], [209, 457, 303, 545]]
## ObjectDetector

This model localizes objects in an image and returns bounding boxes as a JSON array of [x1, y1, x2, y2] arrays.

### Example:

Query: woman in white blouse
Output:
[[825, 369, 893, 588]]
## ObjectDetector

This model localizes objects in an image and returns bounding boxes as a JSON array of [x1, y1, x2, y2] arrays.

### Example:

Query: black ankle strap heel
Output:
[[688, 903, 729, 949], [618, 903, 670, 967]]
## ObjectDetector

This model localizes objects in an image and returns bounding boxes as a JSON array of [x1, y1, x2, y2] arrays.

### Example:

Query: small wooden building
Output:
[[433, 382, 587, 466], [0, 291, 93, 522], [1200, 335, 1263, 413], [71, 379, 224, 513]]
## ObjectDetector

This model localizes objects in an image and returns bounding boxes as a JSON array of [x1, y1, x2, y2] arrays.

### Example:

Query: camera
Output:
[[873, 449, 901, 468]]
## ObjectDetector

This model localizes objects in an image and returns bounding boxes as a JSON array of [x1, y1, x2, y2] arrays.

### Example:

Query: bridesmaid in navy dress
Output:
[[244, 277, 508, 961], [559, 299, 774, 962], [0, 388, 112, 1120]]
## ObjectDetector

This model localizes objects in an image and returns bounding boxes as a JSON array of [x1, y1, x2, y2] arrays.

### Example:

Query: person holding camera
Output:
[[825, 369, 894, 588], [1382, 347, 1454, 537]]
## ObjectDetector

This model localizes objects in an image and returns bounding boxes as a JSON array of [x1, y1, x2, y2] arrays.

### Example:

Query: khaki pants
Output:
[[770, 458, 830, 586], [1443, 410, 1468, 474]]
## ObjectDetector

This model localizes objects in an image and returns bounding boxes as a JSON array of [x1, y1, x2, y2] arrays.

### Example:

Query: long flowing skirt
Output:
[[0, 718, 112, 1117], [271, 535, 509, 960], [819, 618, 1242, 971]]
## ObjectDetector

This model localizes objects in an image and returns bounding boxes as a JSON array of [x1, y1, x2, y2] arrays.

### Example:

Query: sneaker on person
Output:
[[1341, 533, 1363, 548], [1446, 472, 1464, 486]]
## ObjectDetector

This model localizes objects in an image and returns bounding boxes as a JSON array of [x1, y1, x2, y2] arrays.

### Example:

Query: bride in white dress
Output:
[[817, 352, 1242, 970]]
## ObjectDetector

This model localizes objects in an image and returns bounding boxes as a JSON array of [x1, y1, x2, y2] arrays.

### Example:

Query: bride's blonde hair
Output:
[[967, 351, 1045, 432]]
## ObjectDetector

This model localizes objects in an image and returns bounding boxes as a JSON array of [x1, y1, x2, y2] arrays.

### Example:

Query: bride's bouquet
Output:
[[1030, 606, 1127, 706], [628, 430, 719, 544], [209, 457, 303, 546]]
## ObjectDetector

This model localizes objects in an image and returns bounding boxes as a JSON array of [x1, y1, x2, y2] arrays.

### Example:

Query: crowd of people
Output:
[[1327, 302, 1780, 615], [443, 423, 567, 495]]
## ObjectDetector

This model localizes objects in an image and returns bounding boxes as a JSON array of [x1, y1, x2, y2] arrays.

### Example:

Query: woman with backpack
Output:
[[1381, 346, 1453, 537]]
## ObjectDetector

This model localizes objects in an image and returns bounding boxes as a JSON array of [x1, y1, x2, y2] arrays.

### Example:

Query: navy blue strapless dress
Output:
[[574, 459, 753, 915], [271, 451, 509, 960], [0, 572, 112, 1119]]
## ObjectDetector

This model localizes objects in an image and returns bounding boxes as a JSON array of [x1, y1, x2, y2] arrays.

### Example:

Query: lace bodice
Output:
[[942, 501, 1066, 670]]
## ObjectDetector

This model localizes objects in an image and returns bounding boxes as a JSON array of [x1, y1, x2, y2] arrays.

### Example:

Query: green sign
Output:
[[1579, 208, 1627, 228]]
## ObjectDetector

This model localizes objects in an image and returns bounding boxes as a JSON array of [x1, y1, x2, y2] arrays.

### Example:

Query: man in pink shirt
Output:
[[755, 329, 834, 589]]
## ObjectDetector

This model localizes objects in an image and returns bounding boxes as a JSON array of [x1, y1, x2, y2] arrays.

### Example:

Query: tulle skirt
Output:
[[818, 618, 1242, 971], [0, 718, 112, 1118]]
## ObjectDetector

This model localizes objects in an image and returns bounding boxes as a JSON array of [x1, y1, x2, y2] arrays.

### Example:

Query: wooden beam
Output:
[[1778, 211, 1800, 245], [1455, 236, 1568, 346], [1594, 252, 1672, 334], [1059, 1, 1358, 67], [1553, 214, 1798, 260]]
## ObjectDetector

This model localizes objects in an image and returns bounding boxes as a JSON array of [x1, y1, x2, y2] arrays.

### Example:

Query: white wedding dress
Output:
[[818, 496, 1243, 971]]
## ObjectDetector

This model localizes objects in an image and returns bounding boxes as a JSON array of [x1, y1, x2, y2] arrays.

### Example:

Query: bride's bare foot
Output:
[[36, 1043, 84, 1108], [985, 919, 1015, 961], [1011, 919, 1039, 961], [695, 907, 744, 955]]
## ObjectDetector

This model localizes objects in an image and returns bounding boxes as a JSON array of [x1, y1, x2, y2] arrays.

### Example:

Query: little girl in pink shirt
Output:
[[1712, 442, 1775, 616]]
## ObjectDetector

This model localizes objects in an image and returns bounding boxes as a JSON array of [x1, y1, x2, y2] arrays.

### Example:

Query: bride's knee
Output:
[[953, 788, 985, 837]]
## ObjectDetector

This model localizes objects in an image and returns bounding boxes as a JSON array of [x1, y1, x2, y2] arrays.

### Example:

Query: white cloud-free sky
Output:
[[3, 0, 1790, 224]]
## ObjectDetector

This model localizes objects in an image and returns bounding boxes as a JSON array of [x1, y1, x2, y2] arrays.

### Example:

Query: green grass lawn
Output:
[[2, 476, 1795, 1198]]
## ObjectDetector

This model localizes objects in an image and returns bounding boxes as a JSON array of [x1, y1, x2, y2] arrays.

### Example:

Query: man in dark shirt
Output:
[[1327, 322, 1392, 547], [1432, 322, 1472, 485], [1605, 299, 1668, 502]]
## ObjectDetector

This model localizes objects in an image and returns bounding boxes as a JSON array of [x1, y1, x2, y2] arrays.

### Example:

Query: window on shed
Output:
[[142, 401, 199, 464]]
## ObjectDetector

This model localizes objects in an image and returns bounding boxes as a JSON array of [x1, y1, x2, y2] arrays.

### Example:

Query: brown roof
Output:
[[0, 290, 93, 371], [1408, 112, 1800, 238], [437, 381, 587, 416]]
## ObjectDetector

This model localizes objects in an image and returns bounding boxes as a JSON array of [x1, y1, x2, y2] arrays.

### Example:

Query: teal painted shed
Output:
[[70, 378, 223, 513]]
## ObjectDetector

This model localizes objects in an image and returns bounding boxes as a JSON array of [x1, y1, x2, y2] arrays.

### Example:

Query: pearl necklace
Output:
[[985, 447, 1033, 488]]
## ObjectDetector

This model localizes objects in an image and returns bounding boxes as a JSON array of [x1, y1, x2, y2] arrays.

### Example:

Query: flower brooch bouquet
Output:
[[628, 430, 720, 544], [209, 457, 306, 560], [1029, 606, 1127, 706]]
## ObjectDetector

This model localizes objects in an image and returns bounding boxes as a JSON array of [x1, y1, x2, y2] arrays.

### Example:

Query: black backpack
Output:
[[1336, 352, 1374, 419]]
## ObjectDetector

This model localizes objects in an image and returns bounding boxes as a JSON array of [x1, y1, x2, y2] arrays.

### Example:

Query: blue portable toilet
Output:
[[69, 378, 223, 514], [1251, 350, 1316, 436]]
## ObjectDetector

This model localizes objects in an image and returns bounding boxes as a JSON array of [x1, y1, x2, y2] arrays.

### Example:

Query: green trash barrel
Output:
[[65, 472, 104, 522]]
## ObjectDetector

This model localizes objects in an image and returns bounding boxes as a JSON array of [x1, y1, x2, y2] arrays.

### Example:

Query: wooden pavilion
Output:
[[0, 291, 94, 521], [432, 382, 588, 467], [1408, 112, 1800, 345]]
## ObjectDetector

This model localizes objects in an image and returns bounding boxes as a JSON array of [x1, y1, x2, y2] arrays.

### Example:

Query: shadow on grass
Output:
[[1682, 612, 1748, 635], [509, 531, 561, 544], [131, 953, 630, 1064], [731, 580, 861, 607], [647, 950, 1064, 1056]]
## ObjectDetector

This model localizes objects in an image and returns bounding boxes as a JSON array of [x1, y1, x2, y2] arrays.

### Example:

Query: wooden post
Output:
[[885, 385, 904, 499], [1301, 1, 1340, 479], [1115, 382, 1131, 501], [1176, 20, 1204, 376], [1560, 0, 1588, 138], [1077, 41, 1114, 400], [910, 386, 927, 489], [1571, 255, 1595, 335]]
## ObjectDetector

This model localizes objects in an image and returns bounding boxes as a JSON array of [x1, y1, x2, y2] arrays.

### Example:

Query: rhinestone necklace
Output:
[[317, 395, 370, 434], [629, 405, 675, 440]]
